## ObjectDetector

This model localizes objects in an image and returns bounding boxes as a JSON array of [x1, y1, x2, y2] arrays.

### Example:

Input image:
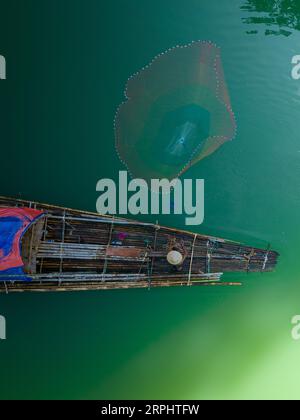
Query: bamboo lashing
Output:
[[188, 234, 198, 286], [102, 217, 114, 280], [59, 210, 66, 278], [262, 245, 271, 271]]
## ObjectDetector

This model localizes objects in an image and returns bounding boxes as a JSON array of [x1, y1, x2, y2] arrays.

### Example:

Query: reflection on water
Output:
[[241, 0, 300, 36]]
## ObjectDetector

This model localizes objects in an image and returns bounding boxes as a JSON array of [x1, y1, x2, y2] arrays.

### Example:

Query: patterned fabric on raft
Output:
[[0, 207, 44, 281]]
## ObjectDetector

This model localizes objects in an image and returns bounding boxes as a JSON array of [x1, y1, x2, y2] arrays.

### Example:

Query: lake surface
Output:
[[0, 0, 299, 399]]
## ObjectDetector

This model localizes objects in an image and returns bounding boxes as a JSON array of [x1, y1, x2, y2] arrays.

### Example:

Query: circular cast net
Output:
[[115, 41, 237, 181]]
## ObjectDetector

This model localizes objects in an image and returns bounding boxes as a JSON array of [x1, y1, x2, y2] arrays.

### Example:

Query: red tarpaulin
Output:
[[0, 207, 44, 278]]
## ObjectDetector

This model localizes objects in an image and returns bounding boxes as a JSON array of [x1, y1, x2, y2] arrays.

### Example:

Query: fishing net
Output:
[[115, 41, 237, 181]]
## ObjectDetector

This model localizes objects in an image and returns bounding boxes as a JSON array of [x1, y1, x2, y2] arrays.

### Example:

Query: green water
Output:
[[0, 0, 300, 400]]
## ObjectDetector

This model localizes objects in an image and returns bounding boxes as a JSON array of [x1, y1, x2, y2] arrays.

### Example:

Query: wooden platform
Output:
[[0, 196, 279, 293]]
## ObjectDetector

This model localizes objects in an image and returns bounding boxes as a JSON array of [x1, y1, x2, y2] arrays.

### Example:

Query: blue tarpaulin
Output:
[[0, 208, 44, 282]]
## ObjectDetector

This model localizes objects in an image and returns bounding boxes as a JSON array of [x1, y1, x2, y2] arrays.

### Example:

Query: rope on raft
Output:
[[102, 216, 115, 281], [150, 221, 160, 277], [245, 248, 255, 273], [188, 234, 198, 286], [262, 244, 271, 271], [59, 210, 66, 285], [206, 240, 211, 274]]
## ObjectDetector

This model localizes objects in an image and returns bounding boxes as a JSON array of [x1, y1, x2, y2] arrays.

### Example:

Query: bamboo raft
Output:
[[0, 196, 279, 293]]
